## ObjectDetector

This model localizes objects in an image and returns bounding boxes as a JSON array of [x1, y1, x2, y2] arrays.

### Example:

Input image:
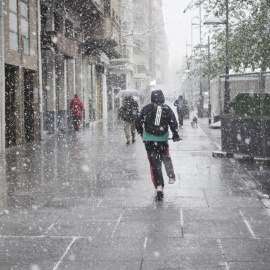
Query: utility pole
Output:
[[191, 16, 199, 110], [223, 0, 230, 114], [198, 2, 204, 118], [204, 0, 230, 115], [207, 36, 211, 124]]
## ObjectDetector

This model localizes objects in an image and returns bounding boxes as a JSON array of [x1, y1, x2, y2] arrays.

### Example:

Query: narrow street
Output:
[[0, 108, 270, 270]]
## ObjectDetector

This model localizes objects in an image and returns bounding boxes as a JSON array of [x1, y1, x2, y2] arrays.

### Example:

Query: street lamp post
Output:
[[224, 0, 230, 114], [194, 42, 210, 121], [207, 36, 211, 124], [204, 0, 230, 114], [191, 17, 199, 110], [185, 43, 192, 103], [198, 3, 204, 118], [190, 12, 204, 118], [191, 17, 199, 53]]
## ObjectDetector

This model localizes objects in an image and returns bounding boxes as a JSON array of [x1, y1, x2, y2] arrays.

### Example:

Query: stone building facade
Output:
[[40, 0, 122, 133], [107, 0, 168, 110], [0, 0, 122, 152], [0, 0, 167, 153], [2, 0, 40, 151]]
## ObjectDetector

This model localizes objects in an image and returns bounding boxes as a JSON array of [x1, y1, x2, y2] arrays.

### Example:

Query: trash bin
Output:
[[229, 93, 270, 116], [221, 93, 270, 158], [230, 93, 260, 116]]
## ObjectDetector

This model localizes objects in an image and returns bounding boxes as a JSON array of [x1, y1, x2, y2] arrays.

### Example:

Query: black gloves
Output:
[[172, 133, 181, 142]]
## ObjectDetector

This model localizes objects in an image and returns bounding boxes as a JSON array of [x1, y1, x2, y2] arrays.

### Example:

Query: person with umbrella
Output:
[[119, 96, 139, 145]]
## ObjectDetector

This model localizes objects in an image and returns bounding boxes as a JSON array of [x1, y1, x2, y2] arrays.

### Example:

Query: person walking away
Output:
[[119, 96, 139, 145], [135, 90, 180, 200], [69, 94, 84, 131], [174, 95, 185, 127]]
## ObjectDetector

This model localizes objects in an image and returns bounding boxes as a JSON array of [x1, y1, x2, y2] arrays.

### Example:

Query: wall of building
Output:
[[3, 0, 39, 147], [0, 0, 168, 152], [0, 0, 5, 153], [4, 0, 38, 69]]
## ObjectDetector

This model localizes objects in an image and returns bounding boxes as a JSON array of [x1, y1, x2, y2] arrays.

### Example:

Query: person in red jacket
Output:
[[69, 94, 84, 131]]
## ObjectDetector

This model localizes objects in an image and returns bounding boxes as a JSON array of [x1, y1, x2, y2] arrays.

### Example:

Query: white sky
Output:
[[162, 0, 201, 60], [162, 0, 202, 86]]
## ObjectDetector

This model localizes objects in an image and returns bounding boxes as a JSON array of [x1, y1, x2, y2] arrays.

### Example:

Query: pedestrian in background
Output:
[[69, 94, 84, 131], [174, 95, 185, 127], [136, 90, 180, 200], [119, 96, 139, 145]]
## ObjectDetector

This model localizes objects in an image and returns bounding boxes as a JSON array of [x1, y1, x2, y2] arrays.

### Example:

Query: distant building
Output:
[[108, 0, 168, 109], [40, 0, 122, 132], [0, 0, 167, 152]]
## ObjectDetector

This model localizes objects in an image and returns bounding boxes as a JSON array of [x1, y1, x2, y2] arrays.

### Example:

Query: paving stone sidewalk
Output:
[[0, 109, 269, 270]]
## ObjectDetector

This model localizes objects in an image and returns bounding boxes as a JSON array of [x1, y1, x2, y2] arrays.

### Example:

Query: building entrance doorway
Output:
[[5, 65, 16, 147]]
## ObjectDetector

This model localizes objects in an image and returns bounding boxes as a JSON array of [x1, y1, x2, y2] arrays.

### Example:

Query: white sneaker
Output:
[[156, 185, 163, 193], [156, 185, 164, 199], [168, 178, 176, 184]]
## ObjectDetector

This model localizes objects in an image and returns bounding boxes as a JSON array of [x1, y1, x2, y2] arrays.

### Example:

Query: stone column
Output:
[[66, 58, 75, 129], [44, 6, 56, 133], [45, 50, 56, 134], [102, 67, 108, 119], [56, 53, 67, 131], [33, 72, 40, 140], [83, 60, 90, 126], [75, 54, 84, 126]]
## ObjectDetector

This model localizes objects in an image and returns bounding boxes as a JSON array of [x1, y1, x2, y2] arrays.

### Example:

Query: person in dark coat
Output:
[[135, 90, 180, 199], [69, 94, 84, 131], [119, 96, 139, 145], [174, 95, 185, 127]]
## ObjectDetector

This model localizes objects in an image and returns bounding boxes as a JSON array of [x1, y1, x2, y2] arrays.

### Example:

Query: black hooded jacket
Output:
[[135, 90, 179, 139]]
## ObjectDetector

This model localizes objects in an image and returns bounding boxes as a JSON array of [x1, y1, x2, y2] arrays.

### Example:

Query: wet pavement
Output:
[[0, 106, 270, 270]]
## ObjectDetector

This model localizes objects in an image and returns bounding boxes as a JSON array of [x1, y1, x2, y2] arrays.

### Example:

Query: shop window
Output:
[[65, 20, 73, 39], [9, 0, 18, 51], [54, 13, 62, 33], [21, 0, 29, 55]]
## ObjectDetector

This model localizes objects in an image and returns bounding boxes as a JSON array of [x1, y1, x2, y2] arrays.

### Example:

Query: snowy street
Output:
[[0, 110, 270, 270], [1, 0, 270, 268]]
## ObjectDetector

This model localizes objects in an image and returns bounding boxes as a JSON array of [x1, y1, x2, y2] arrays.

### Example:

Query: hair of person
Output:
[[75, 93, 78, 98]]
